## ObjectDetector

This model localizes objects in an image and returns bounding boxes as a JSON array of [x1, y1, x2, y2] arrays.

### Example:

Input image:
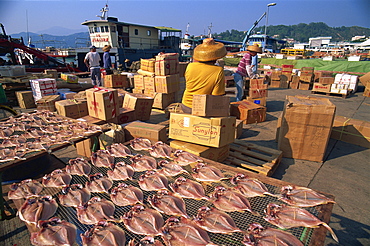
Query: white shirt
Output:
[[84, 51, 101, 68]]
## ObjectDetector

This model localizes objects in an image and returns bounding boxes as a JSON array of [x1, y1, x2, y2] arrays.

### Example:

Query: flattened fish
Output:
[[148, 190, 189, 218], [173, 149, 203, 166], [110, 183, 144, 206], [149, 141, 172, 159], [193, 206, 243, 234], [170, 176, 209, 200], [91, 149, 114, 168], [231, 173, 275, 198], [242, 222, 303, 246], [157, 159, 188, 177], [58, 184, 91, 207], [8, 179, 43, 200], [66, 157, 91, 176], [30, 217, 77, 246], [85, 173, 113, 193], [122, 205, 164, 236], [107, 143, 132, 157], [18, 196, 58, 225], [107, 162, 135, 181], [264, 203, 338, 242], [42, 169, 72, 188], [130, 154, 157, 172], [192, 162, 226, 182], [210, 186, 259, 215], [279, 185, 335, 207], [138, 170, 169, 191], [76, 197, 116, 225], [130, 137, 152, 151], [161, 217, 217, 246], [81, 220, 126, 246], [128, 236, 164, 246]]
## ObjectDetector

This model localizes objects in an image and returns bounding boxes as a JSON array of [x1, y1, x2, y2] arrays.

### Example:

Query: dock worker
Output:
[[233, 43, 262, 101], [181, 38, 227, 114], [84, 46, 102, 86], [102, 45, 113, 75]]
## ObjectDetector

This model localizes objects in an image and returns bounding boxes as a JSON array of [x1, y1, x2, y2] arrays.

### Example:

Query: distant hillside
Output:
[[214, 22, 370, 43]]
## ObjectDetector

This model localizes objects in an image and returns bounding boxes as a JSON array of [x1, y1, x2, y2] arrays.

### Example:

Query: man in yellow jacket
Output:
[[181, 38, 227, 114]]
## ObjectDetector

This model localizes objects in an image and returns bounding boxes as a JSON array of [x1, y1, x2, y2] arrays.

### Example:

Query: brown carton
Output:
[[16, 91, 36, 109], [249, 78, 266, 89], [144, 76, 156, 92], [363, 88, 370, 97], [36, 95, 61, 111], [192, 95, 230, 117], [152, 92, 176, 109], [359, 72, 370, 87], [312, 83, 331, 93], [278, 95, 336, 162], [249, 89, 268, 99], [122, 93, 154, 121], [86, 88, 120, 121], [155, 53, 179, 76], [107, 108, 136, 124], [245, 97, 266, 107], [75, 137, 95, 158], [104, 74, 128, 88], [270, 70, 282, 80], [169, 113, 236, 148], [282, 64, 294, 72], [269, 80, 280, 88], [55, 100, 88, 119], [289, 75, 300, 89], [230, 100, 266, 124], [134, 75, 145, 90], [235, 119, 243, 139], [155, 74, 180, 93], [300, 74, 313, 83], [298, 82, 311, 90], [319, 77, 335, 84], [140, 58, 155, 72], [124, 121, 167, 143], [314, 71, 332, 81], [170, 140, 230, 162], [331, 116, 370, 148]]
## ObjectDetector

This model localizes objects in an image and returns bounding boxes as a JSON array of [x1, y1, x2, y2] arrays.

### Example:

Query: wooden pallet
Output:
[[311, 90, 350, 99], [223, 140, 282, 176]]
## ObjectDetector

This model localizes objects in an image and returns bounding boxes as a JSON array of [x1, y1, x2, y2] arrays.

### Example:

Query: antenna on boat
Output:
[[208, 23, 213, 38], [97, 2, 109, 20], [184, 23, 190, 39]]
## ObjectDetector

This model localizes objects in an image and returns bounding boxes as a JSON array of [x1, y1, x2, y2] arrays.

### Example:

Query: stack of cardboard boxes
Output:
[[280, 64, 294, 88], [298, 67, 315, 90], [104, 74, 129, 88], [269, 70, 282, 88], [331, 74, 359, 94]]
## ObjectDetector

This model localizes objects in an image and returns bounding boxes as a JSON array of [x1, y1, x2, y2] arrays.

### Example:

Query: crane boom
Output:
[[241, 12, 266, 51]]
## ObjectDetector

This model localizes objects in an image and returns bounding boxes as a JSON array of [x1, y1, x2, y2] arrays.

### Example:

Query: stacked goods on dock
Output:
[[360, 72, 370, 97], [298, 67, 314, 90]]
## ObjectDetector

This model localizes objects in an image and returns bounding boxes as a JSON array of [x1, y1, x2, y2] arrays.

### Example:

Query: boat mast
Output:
[[97, 2, 109, 20], [208, 23, 213, 38]]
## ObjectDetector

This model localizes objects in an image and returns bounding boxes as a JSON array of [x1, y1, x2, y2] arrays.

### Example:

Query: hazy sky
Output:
[[1, 0, 369, 36]]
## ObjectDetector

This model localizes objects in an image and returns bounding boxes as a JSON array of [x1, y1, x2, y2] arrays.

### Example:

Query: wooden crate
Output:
[[224, 140, 282, 176]]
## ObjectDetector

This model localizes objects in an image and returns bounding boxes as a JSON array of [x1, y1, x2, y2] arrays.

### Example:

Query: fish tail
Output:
[[322, 222, 339, 242]]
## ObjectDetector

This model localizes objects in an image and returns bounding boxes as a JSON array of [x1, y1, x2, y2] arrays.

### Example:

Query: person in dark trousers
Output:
[[102, 45, 113, 75], [84, 46, 102, 86]]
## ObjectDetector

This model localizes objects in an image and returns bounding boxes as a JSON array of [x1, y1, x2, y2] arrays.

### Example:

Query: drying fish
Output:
[[130, 137, 152, 151], [170, 176, 209, 200], [58, 184, 91, 207], [8, 179, 43, 199], [122, 205, 164, 236], [138, 170, 169, 191], [149, 141, 172, 158], [81, 220, 126, 246], [107, 162, 135, 180], [242, 222, 303, 246], [231, 173, 275, 198], [157, 159, 188, 177], [66, 157, 91, 176], [193, 206, 243, 234], [130, 154, 157, 172], [279, 185, 335, 207], [192, 162, 226, 182], [0, 148, 24, 162], [107, 143, 132, 157], [76, 197, 116, 225], [173, 149, 203, 166], [18, 195, 58, 225], [42, 169, 72, 188], [264, 203, 338, 242], [30, 217, 77, 246], [148, 190, 189, 218], [161, 217, 217, 246], [128, 236, 164, 246], [90, 149, 114, 168], [210, 186, 259, 215], [85, 173, 113, 193], [110, 183, 144, 206]]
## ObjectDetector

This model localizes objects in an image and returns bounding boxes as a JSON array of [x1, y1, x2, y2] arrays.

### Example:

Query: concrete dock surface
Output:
[[0, 84, 369, 246]]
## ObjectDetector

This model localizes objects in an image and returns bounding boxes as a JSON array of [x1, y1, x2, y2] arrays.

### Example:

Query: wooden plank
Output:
[[224, 159, 270, 176], [234, 139, 282, 156], [230, 144, 275, 163]]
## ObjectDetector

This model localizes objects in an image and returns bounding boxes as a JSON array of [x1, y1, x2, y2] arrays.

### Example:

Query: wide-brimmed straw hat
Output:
[[247, 43, 262, 53], [102, 45, 112, 52], [193, 38, 227, 62]]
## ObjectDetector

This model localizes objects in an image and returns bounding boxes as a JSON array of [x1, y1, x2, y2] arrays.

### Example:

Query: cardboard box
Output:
[[192, 95, 230, 117], [132, 88, 145, 94], [300, 74, 313, 83], [319, 77, 335, 84], [289, 75, 300, 89], [279, 75, 290, 88], [30, 78, 57, 101], [170, 140, 230, 162], [61, 73, 78, 83], [312, 83, 331, 93], [169, 113, 236, 148], [298, 82, 311, 90], [107, 107, 136, 124], [152, 92, 176, 109], [314, 71, 332, 81], [104, 74, 128, 88], [155, 53, 179, 76], [75, 137, 95, 157], [359, 72, 370, 87], [282, 64, 294, 73], [77, 115, 106, 125], [86, 88, 120, 121], [249, 78, 266, 89], [155, 74, 180, 93], [122, 93, 154, 121], [16, 91, 36, 109], [249, 89, 268, 99], [235, 119, 243, 139], [278, 95, 336, 162], [331, 116, 370, 149], [55, 100, 88, 119], [134, 75, 145, 90], [280, 72, 293, 82], [245, 97, 266, 107], [230, 100, 266, 124], [363, 88, 370, 97], [140, 58, 156, 72], [36, 95, 61, 111], [270, 70, 282, 80], [269, 80, 280, 88], [301, 67, 314, 72], [143, 76, 155, 92], [124, 121, 167, 143]]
